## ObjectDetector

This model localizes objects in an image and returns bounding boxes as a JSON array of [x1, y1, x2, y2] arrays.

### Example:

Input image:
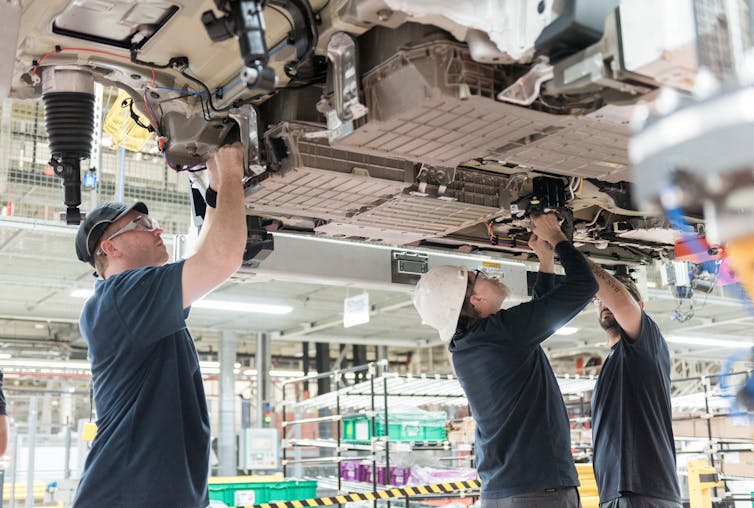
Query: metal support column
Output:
[[376, 346, 388, 363], [9, 431, 18, 508], [353, 345, 367, 381], [315, 343, 331, 396], [315, 343, 331, 439], [255, 332, 271, 427], [40, 383, 53, 434], [26, 396, 37, 508], [302, 342, 310, 397], [218, 330, 237, 476]]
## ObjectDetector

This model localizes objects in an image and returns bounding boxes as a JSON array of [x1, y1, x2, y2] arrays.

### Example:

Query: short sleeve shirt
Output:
[[591, 312, 681, 504], [73, 261, 210, 508]]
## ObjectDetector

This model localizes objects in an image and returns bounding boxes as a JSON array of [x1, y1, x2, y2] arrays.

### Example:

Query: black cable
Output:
[[315, 0, 330, 14], [129, 51, 189, 70], [180, 69, 234, 112], [201, 96, 214, 121], [122, 97, 154, 132], [268, 4, 295, 33], [269, 0, 318, 79]]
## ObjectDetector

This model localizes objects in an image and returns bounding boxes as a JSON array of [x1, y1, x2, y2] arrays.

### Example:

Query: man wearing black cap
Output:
[[72, 143, 247, 508]]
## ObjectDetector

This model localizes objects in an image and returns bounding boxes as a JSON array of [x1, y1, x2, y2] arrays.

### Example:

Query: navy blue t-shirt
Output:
[[74, 261, 210, 508], [591, 312, 681, 504], [449, 241, 598, 498]]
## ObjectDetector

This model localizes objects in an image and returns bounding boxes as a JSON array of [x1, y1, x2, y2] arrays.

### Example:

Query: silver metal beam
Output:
[[247, 231, 529, 297]]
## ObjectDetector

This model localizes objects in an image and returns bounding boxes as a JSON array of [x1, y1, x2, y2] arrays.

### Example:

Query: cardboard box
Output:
[[447, 418, 475, 443], [672, 416, 753, 440], [719, 451, 754, 477]]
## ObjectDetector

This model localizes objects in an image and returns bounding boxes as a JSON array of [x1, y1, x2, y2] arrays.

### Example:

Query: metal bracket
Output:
[[229, 104, 265, 178], [497, 62, 554, 106], [323, 32, 367, 143]]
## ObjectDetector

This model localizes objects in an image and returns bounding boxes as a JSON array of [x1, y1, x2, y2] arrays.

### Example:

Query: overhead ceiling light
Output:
[[0, 359, 91, 370], [71, 290, 292, 315], [555, 326, 579, 336], [0, 354, 12, 360], [666, 335, 754, 349], [241, 368, 306, 378], [193, 299, 293, 315]]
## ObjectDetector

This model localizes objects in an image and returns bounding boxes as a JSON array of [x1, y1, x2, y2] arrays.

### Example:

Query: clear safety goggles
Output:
[[95, 215, 160, 256]]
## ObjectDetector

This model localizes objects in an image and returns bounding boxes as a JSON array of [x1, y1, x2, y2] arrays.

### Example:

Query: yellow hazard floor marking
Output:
[[239, 480, 481, 508]]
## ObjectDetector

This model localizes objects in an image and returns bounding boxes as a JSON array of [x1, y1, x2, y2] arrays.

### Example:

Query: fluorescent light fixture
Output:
[[0, 359, 91, 370], [646, 281, 658, 288], [666, 335, 754, 349], [0, 354, 12, 360], [241, 368, 306, 378], [193, 299, 292, 315], [70, 289, 94, 299], [555, 326, 579, 336]]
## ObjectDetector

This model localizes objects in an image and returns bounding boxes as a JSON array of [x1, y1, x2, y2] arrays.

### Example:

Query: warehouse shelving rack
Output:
[[670, 370, 754, 502], [276, 362, 754, 505], [279, 360, 599, 506]]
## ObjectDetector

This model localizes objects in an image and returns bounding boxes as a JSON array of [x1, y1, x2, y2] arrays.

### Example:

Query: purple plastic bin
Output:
[[358, 462, 373, 482], [340, 460, 359, 481], [375, 465, 387, 485], [390, 467, 410, 486]]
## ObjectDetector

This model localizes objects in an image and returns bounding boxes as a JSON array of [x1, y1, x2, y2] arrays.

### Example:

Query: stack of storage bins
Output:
[[342, 410, 447, 443]]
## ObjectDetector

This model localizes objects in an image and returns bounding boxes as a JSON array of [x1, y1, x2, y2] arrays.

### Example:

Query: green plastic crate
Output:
[[342, 414, 372, 442], [378, 412, 447, 442], [342, 412, 446, 442], [208, 479, 317, 506]]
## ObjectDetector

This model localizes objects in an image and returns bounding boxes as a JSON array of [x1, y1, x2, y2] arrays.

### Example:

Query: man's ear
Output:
[[98, 239, 117, 257], [469, 293, 483, 309], [638, 300, 645, 310]]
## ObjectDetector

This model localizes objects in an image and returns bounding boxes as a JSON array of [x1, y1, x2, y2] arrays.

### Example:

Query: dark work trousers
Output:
[[600, 494, 683, 508], [480, 487, 580, 508]]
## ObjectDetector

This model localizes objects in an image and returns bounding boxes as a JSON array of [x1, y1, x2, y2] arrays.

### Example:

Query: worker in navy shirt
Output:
[[588, 262, 682, 508], [72, 144, 248, 508], [414, 213, 597, 508]]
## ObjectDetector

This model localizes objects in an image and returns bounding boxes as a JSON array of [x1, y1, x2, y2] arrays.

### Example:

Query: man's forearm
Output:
[[192, 200, 215, 255], [539, 256, 555, 274], [587, 259, 627, 298], [202, 178, 246, 262]]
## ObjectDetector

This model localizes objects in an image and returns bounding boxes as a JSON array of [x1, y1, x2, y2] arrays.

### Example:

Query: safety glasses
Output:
[[466, 269, 482, 299], [95, 215, 160, 256]]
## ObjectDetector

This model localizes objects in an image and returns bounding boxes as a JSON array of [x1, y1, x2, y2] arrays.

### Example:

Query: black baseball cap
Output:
[[75, 201, 149, 265]]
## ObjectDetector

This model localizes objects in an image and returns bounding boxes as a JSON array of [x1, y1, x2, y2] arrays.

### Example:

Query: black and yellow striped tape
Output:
[[238, 480, 481, 508]]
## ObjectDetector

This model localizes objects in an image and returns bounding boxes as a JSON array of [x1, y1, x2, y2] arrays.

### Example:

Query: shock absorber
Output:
[[41, 66, 95, 225]]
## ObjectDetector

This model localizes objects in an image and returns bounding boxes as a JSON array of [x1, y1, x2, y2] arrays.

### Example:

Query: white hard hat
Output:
[[413, 265, 468, 342]]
